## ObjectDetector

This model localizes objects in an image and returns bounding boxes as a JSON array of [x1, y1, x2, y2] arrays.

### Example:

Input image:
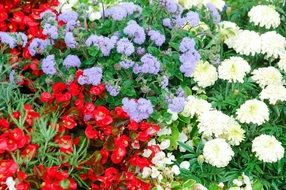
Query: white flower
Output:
[[179, 0, 204, 9], [218, 57, 251, 83], [87, 7, 102, 21], [180, 161, 190, 169], [252, 134, 284, 163], [260, 85, 286, 105], [248, 5, 280, 29], [221, 118, 245, 146], [198, 110, 231, 137], [218, 21, 240, 44], [152, 151, 175, 168], [6, 177, 16, 190], [171, 165, 180, 175], [278, 54, 286, 72], [229, 30, 261, 56], [142, 148, 152, 158], [142, 167, 152, 178], [261, 31, 286, 58], [158, 127, 172, 136], [193, 183, 208, 190], [181, 95, 212, 118], [159, 139, 170, 150], [236, 99, 269, 125], [150, 166, 161, 179], [233, 179, 243, 187], [203, 138, 234, 167], [251, 67, 283, 88], [193, 61, 218, 88], [203, 0, 225, 11]]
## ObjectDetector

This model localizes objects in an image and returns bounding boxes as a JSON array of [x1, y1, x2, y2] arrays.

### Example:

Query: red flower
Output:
[[0, 118, 9, 130], [40, 92, 54, 103], [0, 160, 18, 182], [84, 102, 95, 115], [111, 146, 126, 164], [129, 155, 151, 169], [68, 82, 81, 96], [61, 115, 77, 129], [52, 82, 67, 94], [127, 120, 138, 131], [114, 107, 129, 119], [0, 135, 8, 153], [85, 125, 98, 140], [0, 5, 8, 22], [100, 149, 109, 164], [56, 135, 73, 154], [21, 144, 38, 159], [93, 106, 113, 127], [90, 84, 105, 96], [12, 12, 25, 23]]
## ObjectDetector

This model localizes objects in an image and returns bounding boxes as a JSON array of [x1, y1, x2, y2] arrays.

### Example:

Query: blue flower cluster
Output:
[[123, 20, 146, 45], [78, 67, 103, 86], [179, 37, 200, 77], [86, 35, 117, 56], [133, 54, 161, 75], [122, 97, 154, 122], [105, 2, 142, 21], [41, 55, 57, 75], [63, 55, 81, 69]]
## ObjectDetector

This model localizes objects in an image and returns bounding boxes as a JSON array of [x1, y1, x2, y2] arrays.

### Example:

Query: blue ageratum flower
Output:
[[41, 55, 57, 75]]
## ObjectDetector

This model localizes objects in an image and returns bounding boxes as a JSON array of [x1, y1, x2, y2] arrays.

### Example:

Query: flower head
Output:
[[248, 5, 280, 29], [193, 61, 218, 88], [218, 57, 251, 83], [260, 31, 286, 58], [124, 20, 146, 45], [42, 55, 57, 75], [148, 30, 166, 47], [203, 138, 234, 167], [122, 97, 154, 122], [252, 134, 284, 163], [78, 67, 103, 86], [28, 38, 50, 56], [133, 54, 161, 74], [236, 99, 269, 125], [260, 85, 286, 105], [251, 67, 283, 88], [63, 55, 81, 69], [65, 32, 77, 48], [116, 38, 135, 56]]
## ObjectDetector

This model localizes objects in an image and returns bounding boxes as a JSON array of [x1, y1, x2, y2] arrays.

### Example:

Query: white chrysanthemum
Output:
[[218, 57, 251, 83], [229, 30, 261, 56], [236, 99, 269, 125], [179, 0, 204, 9], [221, 118, 245, 146], [203, 138, 234, 167], [193, 61, 218, 88], [181, 95, 212, 117], [261, 31, 286, 58], [251, 66, 283, 88], [203, 0, 225, 11], [198, 110, 231, 137], [252, 134, 284, 163], [260, 85, 286, 105], [218, 21, 240, 44], [278, 54, 286, 72], [248, 5, 280, 29]]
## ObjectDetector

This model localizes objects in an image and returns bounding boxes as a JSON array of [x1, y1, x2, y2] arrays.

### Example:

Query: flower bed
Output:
[[0, 0, 286, 189]]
